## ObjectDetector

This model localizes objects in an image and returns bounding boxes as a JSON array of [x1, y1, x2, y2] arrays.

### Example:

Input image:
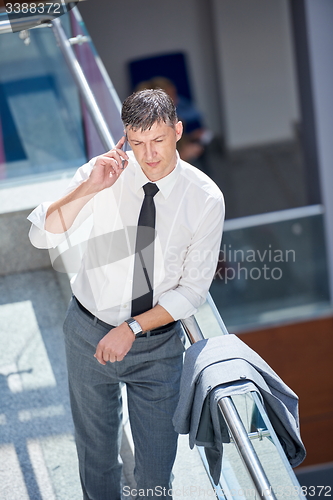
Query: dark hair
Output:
[[121, 89, 178, 131]]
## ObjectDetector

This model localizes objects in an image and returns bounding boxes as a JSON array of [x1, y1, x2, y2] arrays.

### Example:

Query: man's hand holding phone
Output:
[[88, 136, 129, 192]]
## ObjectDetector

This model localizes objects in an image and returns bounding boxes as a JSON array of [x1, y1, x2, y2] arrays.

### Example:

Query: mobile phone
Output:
[[121, 135, 128, 168]]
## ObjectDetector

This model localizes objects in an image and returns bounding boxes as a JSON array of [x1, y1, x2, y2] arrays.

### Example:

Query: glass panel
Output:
[[194, 300, 225, 339], [0, 14, 86, 187], [198, 393, 305, 499], [69, 9, 124, 157], [221, 393, 305, 499], [217, 437, 258, 500], [209, 212, 331, 331], [197, 440, 253, 500], [192, 305, 306, 499]]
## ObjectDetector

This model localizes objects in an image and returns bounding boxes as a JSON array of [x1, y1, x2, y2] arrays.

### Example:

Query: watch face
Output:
[[128, 320, 142, 335]]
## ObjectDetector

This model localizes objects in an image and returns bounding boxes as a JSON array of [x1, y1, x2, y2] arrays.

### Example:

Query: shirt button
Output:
[[122, 304, 128, 308]]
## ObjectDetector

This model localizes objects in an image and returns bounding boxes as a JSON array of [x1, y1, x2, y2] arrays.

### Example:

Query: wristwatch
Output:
[[125, 317, 143, 337]]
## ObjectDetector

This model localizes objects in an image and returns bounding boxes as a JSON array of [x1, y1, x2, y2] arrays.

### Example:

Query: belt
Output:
[[74, 297, 177, 337]]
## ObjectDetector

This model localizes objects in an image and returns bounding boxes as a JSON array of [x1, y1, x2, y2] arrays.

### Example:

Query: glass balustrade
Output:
[[69, 8, 124, 156], [189, 296, 307, 500], [0, 12, 86, 187], [212, 392, 305, 499], [0, 7, 127, 188]]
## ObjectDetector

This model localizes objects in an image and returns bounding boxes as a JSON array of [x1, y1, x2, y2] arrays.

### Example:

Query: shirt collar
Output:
[[131, 151, 181, 199]]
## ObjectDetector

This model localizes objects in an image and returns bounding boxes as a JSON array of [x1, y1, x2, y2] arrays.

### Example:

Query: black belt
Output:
[[74, 297, 176, 337]]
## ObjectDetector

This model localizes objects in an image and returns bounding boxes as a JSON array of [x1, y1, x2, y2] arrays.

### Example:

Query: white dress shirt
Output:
[[28, 151, 224, 325]]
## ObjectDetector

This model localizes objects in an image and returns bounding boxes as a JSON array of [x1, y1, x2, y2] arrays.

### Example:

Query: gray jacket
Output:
[[173, 335, 306, 485]]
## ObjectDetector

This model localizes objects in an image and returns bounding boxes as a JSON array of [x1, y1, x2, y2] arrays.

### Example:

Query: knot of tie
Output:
[[143, 182, 159, 197]]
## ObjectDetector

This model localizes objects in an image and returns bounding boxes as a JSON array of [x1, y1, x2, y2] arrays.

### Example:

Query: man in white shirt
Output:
[[28, 89, 224, 499]]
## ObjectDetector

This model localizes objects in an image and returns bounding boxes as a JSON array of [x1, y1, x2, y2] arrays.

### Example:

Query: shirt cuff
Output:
[[158, 289, 198, 321], [27, 201, 51, 229], [27, 201, 67, 249]]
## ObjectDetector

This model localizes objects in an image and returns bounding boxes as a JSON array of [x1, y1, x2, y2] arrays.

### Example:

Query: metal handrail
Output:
[[51, 18, 115, 151], [70, 7, 122, 116], [183, 297, 306, 499], [181, 315, 277, 500], [224, 203, 323, 232], [0, 14, 54, 33], [218, 398, 277, 500]]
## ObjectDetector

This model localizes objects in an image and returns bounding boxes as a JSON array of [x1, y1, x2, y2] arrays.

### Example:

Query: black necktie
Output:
[[131, 183, 159, 316]]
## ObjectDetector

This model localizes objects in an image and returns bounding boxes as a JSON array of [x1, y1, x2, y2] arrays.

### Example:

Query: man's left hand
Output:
[[94, 323, 135, 364]]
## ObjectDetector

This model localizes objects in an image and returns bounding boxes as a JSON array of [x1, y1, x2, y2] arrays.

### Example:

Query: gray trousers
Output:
[[63, 297, 185, 500]]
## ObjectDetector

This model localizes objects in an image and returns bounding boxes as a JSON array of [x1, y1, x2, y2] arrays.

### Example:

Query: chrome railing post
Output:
[[181, 315, 205, 343], [218, 397, 278, 500], [51, 17, 115, 151]]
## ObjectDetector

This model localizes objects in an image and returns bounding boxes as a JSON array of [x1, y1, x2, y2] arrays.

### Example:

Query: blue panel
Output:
[[0, 83, 27, 162], [128, 52, 192, 100], [3, 75, 60, 98]]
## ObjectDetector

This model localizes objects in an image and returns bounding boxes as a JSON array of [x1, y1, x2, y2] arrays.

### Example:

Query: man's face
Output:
[[126, 121, 183, 181]]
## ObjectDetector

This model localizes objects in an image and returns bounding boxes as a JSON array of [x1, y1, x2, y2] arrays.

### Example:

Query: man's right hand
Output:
[[45, 137, 129, 234], [88, 136, 129, 192]]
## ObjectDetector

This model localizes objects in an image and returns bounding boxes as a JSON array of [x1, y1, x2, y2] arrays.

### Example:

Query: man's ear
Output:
[[175, 121, 183, 142]]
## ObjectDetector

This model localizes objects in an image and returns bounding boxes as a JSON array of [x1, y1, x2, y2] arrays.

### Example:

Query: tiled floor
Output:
[[0, 269, 82, 500]]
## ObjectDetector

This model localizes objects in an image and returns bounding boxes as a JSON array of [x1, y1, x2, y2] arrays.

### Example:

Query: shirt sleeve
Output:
[[158, 194, 225, 320], [27, 158, 96, 249]]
